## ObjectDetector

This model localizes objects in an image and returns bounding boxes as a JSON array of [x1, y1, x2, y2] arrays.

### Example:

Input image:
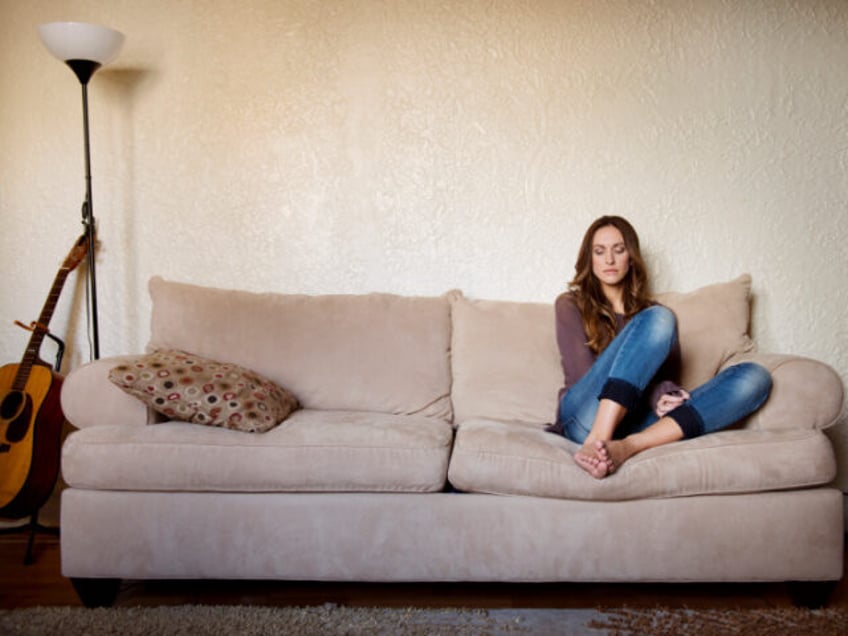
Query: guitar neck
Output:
[[12, 263, 75, 391]]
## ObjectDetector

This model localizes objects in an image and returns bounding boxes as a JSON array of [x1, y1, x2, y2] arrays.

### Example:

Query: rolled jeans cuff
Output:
[[598, 378, 641, 411], [667, 403, 705, 439]]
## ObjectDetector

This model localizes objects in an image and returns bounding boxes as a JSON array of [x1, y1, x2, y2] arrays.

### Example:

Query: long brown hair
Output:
[[569, 216, 653, 353]]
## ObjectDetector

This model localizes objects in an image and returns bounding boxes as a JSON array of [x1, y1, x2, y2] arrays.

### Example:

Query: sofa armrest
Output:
[[723, 352, 845, 431], [824, 412, 848, 492], [60, 355, 151, 429]]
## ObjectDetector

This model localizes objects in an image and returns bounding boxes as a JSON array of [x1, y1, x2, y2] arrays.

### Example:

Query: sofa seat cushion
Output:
[[447, 420, 836, 501], [62, 410, 453, 493]]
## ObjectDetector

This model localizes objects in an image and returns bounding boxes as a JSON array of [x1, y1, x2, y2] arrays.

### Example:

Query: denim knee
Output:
[[731, 362, 773, 408], [628, 305, 677, 353], [639, 304, 677, 337]]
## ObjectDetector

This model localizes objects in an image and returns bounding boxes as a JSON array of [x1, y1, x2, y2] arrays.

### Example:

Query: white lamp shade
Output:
[[38, 22, 124, 65]]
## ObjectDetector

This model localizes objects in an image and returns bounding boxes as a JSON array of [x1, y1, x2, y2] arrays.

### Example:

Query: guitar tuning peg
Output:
[[13, 321, 49, 334]]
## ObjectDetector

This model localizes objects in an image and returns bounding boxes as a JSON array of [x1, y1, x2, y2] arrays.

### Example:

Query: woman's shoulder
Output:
[[554, 291, 582, 320], [555, 290, 578, 308]]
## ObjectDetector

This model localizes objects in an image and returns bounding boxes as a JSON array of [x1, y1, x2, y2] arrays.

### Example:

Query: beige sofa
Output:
[[59, 275, 846, 607]]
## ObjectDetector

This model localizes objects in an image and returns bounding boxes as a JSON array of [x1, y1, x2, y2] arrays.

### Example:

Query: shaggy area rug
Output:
[[1, 604, 847, 635], [591, 607, 848, 635]]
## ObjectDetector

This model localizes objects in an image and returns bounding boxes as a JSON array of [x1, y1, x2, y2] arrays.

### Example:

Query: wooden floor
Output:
[[1, 528, 846, 610]]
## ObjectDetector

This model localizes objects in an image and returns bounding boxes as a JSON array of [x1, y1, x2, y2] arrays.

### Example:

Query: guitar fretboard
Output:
[[12, 264, 75, 392]]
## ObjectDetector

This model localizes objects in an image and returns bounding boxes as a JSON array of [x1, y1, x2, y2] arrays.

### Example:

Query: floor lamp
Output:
[[38, 22, 125, 361]]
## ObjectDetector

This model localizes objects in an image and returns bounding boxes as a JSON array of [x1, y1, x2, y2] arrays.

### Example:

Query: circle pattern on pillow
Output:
[[109, 349, 299, 432]]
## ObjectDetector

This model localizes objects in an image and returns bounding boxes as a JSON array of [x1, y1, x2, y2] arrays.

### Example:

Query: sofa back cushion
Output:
[[450, 275, 755, 425], [450, 296, 562, 425], [147, 277, 453, 420], [655, 274, 755, 390]]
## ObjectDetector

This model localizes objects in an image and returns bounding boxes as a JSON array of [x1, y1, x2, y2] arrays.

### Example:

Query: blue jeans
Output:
[[558, 305, 772, 444]]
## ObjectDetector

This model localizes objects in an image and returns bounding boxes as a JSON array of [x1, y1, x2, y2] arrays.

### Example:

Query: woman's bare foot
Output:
[[574, 438, 641, 480], [594, 438, 641, 477], [574, 440, 614, 478], [593, 418, 685, 478]]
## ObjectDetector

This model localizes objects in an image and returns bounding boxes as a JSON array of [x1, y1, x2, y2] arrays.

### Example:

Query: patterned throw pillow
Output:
[[108, 349, 299, 432]]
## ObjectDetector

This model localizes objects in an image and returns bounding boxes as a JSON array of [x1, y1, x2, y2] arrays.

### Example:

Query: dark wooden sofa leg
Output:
[[70, 577, 121, 608], [786, 580, 837, 609]]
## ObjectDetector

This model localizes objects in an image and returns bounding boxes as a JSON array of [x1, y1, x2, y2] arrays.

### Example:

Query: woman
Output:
[[552, 216, 772, 479]]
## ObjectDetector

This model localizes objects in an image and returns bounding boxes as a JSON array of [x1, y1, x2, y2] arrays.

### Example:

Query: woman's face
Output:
[[591, 225, 630, 289]]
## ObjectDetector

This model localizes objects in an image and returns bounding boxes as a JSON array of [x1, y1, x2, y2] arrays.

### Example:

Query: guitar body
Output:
[[0, 362, 65, 519], [0, 234, 85, 521]]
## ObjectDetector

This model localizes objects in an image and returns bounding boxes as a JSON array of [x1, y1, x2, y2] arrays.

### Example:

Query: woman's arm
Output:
[[555, 292, 597, 392], [648, 325, 688, 416]]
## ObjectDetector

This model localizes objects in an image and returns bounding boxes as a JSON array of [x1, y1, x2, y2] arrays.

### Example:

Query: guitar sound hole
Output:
[[1, 391, 24, 420], [0, 391, 32, 444]]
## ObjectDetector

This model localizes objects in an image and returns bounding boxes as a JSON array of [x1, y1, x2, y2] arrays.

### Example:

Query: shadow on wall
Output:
[[88, 67, 157, 363]]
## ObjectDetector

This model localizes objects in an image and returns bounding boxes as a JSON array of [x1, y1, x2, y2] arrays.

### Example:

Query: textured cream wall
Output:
[[2, 0, 847, 397]]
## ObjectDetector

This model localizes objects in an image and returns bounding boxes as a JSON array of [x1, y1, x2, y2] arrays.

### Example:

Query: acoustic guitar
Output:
[[0, 234, 88, 519]]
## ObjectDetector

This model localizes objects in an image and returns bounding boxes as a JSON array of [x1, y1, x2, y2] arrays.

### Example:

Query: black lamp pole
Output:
[[68, 59, 103, 360]]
